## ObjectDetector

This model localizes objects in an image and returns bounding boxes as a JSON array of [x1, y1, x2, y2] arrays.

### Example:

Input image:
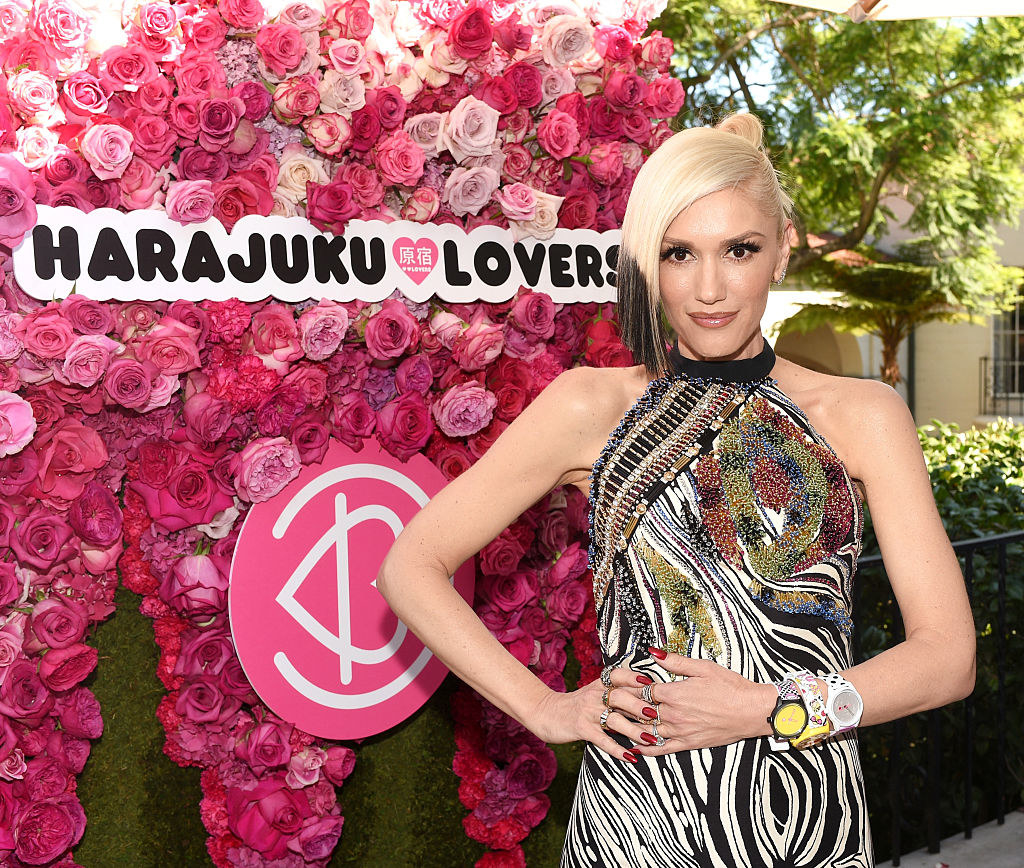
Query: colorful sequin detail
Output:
[[636, 537, 722, 658]]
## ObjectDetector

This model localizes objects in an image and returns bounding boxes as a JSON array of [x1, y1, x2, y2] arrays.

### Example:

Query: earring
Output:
[[774, 268, 787, 286]]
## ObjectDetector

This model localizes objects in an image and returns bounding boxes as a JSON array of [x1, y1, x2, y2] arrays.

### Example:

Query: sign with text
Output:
[[229, 439, 475, 739], [14, 205, 620, 304]]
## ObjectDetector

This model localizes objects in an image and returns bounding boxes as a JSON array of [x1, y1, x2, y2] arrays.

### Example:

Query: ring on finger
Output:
[[600, 665, 614, 687], [641, 683, 657, 705], [651, 704, 661, 725], [600, 708, 612, 731], [602, 688, 613, 708], [651, 722, 666, 747]]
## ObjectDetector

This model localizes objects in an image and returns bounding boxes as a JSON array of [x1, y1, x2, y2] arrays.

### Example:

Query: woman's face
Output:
[[657, 186, 791, 361]]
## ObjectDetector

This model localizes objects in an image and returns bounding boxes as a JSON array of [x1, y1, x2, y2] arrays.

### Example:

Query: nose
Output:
[[694, 261, 727, 305]]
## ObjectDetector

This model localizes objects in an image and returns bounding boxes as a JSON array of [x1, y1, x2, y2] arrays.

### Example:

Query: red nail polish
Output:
[[622, 750, 639, 763], [636, 674, 654, 685], [642, 706, 657, 718], [649, 647, 667, 660], [640, 732, 658, 745]]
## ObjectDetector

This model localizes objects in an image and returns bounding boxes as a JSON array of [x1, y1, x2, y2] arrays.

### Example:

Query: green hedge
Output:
[[77, 421, 1023, 866]]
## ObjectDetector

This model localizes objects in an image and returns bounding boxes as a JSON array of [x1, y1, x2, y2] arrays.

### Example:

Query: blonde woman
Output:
[[378, 114, 975, 866]]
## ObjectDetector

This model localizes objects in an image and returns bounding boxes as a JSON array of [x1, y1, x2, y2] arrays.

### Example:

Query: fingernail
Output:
[[622, 750, 639, 763], [636, 674, 654, 685], [649, 646, 667, 660], [642, 705, 657, 718], [639, 732, 658, 745]]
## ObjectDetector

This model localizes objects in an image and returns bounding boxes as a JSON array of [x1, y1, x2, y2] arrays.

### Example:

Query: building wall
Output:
[[913, 319, 991, 428]]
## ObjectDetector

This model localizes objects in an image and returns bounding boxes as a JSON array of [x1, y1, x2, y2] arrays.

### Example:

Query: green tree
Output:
[[651, 1, 1024, 383]]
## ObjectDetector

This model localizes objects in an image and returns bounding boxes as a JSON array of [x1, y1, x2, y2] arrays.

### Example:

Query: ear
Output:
[[774, 220, 795, 282]]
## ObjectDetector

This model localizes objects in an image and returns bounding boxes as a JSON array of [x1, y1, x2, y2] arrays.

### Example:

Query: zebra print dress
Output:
[[563, 343, 873, 868]]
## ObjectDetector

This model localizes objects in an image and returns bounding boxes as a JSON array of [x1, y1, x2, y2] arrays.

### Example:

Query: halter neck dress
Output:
[[563, 341, 873, 868]]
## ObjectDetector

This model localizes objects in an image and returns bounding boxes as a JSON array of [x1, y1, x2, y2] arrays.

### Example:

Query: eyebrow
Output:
[[660, 231, 768, 247]]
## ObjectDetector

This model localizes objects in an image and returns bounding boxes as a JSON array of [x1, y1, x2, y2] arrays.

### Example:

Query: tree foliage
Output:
[[652, 1, 1024, 379]]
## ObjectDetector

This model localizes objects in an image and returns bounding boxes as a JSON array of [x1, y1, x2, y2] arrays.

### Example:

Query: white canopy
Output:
[[777, 0, 1024, 21]]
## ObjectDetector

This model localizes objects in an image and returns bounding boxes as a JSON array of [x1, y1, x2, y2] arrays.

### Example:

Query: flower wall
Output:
[[0, 0, 681, 865]]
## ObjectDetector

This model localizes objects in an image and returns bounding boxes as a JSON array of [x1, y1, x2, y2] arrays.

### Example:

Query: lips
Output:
[[689, 312, 738, 328]]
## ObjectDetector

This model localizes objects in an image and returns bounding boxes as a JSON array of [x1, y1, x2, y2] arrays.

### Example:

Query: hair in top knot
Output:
[[615, 112, 793, 375]]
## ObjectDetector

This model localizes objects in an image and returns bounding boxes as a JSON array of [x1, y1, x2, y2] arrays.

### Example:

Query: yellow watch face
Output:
[[773, 702, 808, 738]]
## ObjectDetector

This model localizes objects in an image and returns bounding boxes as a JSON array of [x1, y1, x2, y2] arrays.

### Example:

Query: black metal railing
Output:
[[980, 357, 1024, 417], [854, 528, 1024, 865]]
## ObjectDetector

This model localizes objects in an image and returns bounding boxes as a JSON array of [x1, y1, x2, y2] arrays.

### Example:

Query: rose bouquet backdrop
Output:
[[0, 0, 682, 864]]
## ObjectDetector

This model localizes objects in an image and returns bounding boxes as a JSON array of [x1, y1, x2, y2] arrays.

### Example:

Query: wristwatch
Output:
[[767, 678, 808, 741], [788, 670, 831, 749], [822, 673, 864, 732]]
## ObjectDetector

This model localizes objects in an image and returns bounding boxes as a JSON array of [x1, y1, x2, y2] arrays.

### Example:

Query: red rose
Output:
[[212, 172, 273, 230], [38, 643, 99, 692], [505, 747, 557, 798], [479, 528, 526, 577], [306, 178, 360, 234], [585, 319, 634, 368], [68, 480, 123, 546], [479, 569, 538, 613], [226, 774, 312, 859], [506, 63, 544, 110], [176, 674, 241, 725], [448, 5, 493, 59], [559, 190, 598, 230], [375, 391, 432, 461]]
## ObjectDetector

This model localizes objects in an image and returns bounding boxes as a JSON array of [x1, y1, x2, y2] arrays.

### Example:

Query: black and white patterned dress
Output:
[[563, 343, 873, 868]]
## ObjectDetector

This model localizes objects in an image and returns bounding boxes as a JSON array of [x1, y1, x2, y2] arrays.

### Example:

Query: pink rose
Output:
[[198, 96, 245, 151], [0, 155, 38, 247], [29, 596, 87, 650], [433, 382, 497, 438], [119, 157, 163, 209], [226, 774, 312, 860], [0, 447, 37, 497], [272, 76, 319, 125], [376, 392, 432, 461], [256, 23, 306, 76], [480, 569, 538, 614], [128, 111, 177, 169], [251, 304, 302, 367], [647, 76, 686, 118], [32, 0, 91, 54], [298, 300, 348, 361], [7, 70, 61, 126], [604, 71, 649, 112], [506, 62, 543, 109], [479, 528, 525, 576], [80, 123, 134, 180], [232, 80, 273, 122], [537, 110, 580, 160], [329, 0, 372, 39], [103, 358, 154, 409], [98, 45, 160, 92], [30, 418, 107, 506], [593, 24, 633, 61], [212, 171, 274, 230], [327, 38, 367, 75], [233, 436, 302, 502], [176, 674, 242, 725], [374, 130, 425, 187], [60, 72, 109, 120], [365, 299, 419, 360], [547, 578, 589, 624], [235, 718, 293, 775], [12, 794, 85, 865], [16, 304, 74, 358], [641, 34, 674, 72], [443, 96, 499, 162], [510, 291, 556, 339], [184, 391, 232, 443], [161, 554, 228, 620], [56, 686, 102, 738], [395, 354, 432, 395], [452, 314, 504, 371], [403, 112, 446, 159], [134, 316, 201, 375], [493, 182, 536, 222], [216, 0, 266, 30], [400, 187, 440, 222], [69, 481, 122, 546], [442, 166, 500, 217], [306, 178, 359, 233], [38, 643, 98, 692], [541, 15, 592, 68], [174, 49, 228, 96], [0, 392, 35, 457], [8, 507, 74, 571], [0, 660, 53, 723], [174, 628, 234, 678], [322, 745, 356, 785], [164, 180, 215, 224], [61, 295, 113, 335], [287, 815, 345, 861], [303, 113, 352, 157], [332, 392, 375, 449]]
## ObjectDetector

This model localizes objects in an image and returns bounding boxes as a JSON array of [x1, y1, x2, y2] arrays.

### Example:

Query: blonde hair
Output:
[[617, 113, 794, 374]]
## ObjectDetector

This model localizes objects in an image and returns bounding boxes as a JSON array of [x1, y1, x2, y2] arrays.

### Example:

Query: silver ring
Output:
[[601, 688, 613, 708], [600, 665, 614, 687], [600, 708, 611, 731], [641, 683, 657, 705], [650, 722, 666, 747], [652, 704, 661, 725]]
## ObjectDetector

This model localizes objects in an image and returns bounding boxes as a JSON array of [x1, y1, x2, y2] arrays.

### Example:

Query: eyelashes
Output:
[[658, 241, 763, 262]]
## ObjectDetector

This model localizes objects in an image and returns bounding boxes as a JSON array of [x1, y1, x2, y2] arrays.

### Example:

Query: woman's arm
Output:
[[376, 366, 652, 759], [832, 380, 976, 723]]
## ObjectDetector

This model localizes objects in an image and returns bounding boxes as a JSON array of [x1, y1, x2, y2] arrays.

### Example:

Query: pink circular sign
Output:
[[229, 438, 474, 739]]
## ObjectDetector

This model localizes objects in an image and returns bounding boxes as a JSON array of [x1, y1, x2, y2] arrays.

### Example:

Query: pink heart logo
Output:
[[392, 238, 438, 286]]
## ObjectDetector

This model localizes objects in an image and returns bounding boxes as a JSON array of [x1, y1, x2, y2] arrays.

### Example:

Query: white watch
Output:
[[822, 673, 863, 732]]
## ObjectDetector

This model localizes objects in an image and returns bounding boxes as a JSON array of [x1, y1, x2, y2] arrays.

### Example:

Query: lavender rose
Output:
[[432, 382, 497, 438], [233, 436, 302, 503]]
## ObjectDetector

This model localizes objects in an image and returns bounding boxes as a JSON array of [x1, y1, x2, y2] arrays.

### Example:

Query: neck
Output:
[[668, 337, 776, 383]]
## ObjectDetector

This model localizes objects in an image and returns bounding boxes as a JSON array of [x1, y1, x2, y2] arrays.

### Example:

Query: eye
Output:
[[727, 242, 762, 260], [659, 246, 691, 263]]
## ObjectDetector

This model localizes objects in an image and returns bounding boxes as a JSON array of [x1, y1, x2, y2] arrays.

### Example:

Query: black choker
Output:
[[668, 339, 776, 383]]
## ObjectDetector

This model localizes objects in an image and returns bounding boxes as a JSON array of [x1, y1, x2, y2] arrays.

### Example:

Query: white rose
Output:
[[541, 15, 592, 68], [511, 189, 564, 241], [276, 143, 329, 203], [16, 125, 60, 170], [318, 69, 366, 116]]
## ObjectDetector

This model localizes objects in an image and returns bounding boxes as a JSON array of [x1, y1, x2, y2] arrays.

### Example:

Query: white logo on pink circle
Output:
[[229, 439, 474, 739]]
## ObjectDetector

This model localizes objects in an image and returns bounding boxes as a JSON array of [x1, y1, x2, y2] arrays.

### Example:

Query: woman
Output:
[[377, 114, 975, 867]]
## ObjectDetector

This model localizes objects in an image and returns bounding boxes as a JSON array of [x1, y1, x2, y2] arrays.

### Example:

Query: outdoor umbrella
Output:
[[777, 0, 1024, 21]]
